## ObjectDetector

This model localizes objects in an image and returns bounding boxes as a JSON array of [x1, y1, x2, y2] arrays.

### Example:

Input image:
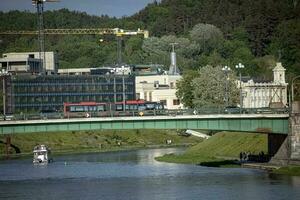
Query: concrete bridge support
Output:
[[290, 101, 300, 161], [5, 134, 11, 158], [270, 101, 300, 165], [268, 134, 287, 157]]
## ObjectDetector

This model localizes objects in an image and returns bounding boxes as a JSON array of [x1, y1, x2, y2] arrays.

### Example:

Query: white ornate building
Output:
[[241, 62, 288, 108]]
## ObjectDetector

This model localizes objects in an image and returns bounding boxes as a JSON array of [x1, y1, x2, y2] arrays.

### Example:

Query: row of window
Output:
[[13, 85, 133, 93], [14, 95, 134, 103], [13, 76, 134, 84]]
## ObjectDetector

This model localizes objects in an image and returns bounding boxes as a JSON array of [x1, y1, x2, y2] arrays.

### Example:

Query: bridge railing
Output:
[[0, 107, 289, 121]]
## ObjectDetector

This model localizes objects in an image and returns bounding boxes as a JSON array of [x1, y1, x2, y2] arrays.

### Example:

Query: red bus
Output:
[[63, 100, 164, 118]]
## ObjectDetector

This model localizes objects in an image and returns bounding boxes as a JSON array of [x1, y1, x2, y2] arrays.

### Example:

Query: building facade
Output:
[[241, 62, 288, 108], [2, 74, 135, 114], [135, 74, 182, 109], [0, 52, 58, 74]]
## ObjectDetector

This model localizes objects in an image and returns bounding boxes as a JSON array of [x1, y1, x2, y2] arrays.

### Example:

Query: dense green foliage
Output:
[[0, 0, 299, 77], [156, 131, 268, 164]]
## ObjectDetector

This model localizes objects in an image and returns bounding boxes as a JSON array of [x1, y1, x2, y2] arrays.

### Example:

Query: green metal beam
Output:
[[0, 115, 289, 135]]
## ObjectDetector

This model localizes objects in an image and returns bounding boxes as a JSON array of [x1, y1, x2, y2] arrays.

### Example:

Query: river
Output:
[[0, 148, 300, 200]]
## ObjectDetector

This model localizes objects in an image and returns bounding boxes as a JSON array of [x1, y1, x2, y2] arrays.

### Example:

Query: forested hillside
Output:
[[0, 0, 299, 79]]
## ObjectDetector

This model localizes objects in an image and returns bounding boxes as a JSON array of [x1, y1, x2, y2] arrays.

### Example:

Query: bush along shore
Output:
[[155, 131, 300, 176], [0, 129, 202, 158]]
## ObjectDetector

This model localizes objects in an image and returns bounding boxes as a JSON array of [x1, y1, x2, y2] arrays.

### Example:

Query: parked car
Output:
[[224, 106, 241, 114]]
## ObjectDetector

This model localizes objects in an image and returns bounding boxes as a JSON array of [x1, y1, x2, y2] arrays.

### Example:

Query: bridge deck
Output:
[[0, 114, 289, 135]]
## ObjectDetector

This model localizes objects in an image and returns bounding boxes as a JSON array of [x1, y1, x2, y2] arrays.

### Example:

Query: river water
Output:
[[0, 148, 300, 200]]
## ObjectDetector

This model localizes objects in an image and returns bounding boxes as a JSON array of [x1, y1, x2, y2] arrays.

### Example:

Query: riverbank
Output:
[[156, 131, 300, 176], [0, 129, 202, 158], [156, 131, 267, 166]]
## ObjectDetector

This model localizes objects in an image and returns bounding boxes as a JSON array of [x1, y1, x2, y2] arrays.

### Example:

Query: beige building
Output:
[[241, 62, 288, 108], [0, 52, 58, 73], [135, 74, 182, 109]]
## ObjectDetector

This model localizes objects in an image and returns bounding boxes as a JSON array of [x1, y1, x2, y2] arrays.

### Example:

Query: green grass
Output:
[[273, 166, 300, 176], [0, 129, 202, 156], [156, 131, 268, 165]]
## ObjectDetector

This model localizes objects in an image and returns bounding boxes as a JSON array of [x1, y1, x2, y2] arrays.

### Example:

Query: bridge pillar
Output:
[[5, 134, 11, 158], [290, 101, 300, 161], [270, 101, 300, 165], [268, 134, 287, 156]]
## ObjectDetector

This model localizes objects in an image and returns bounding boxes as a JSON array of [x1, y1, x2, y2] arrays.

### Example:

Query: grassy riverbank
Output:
[[156, 132, 300, 176], [272, 166, 300, 176], [156, 131, 268, 166], [0, 129, 202, 157]]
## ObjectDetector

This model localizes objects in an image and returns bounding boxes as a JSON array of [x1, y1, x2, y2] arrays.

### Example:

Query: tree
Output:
[[189, 23, 224, 55], [192, 65, 239, 109], [176, 70, 198, 108], [268, 19, 300, 76]]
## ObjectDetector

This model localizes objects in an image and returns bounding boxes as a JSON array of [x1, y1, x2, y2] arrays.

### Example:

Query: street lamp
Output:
[[222, 66, 231, 107], [235, 63, 245, 113], [121, 66, 126, 112]]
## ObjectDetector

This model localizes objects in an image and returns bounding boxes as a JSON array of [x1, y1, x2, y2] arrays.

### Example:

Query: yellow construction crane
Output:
[[0, 28, 149, 38], [0, 28, 149, 66]]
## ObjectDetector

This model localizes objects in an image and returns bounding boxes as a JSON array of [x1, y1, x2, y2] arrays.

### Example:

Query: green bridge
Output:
[[0, 114, 289, 135]]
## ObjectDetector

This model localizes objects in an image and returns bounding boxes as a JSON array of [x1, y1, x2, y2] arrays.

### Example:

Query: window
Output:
[[170, 82, 174, 89], [173, 99, 180, 105], [116, 104, 123, 111], [136, 93, 140, 100], [160, 100, 167, 106], [97, 105, 105, 111]]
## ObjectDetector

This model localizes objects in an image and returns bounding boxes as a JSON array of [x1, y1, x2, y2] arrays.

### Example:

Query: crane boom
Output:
[[0, 28, 149, 38]]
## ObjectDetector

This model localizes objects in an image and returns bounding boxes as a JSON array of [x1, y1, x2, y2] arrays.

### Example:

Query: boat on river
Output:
[[33, 145, 52, 165]]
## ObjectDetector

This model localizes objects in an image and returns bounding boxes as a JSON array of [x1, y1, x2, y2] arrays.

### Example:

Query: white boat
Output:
[[33, 145, 52, 165]]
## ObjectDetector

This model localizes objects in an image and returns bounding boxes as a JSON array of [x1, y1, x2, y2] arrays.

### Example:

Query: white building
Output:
[[135, 74, 182, 109], [241, 62, 288, 108], [0, 52, 58, 74]]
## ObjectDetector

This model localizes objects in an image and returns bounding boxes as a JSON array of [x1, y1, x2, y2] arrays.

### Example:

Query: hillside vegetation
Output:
[[0, 0, 299, 77]]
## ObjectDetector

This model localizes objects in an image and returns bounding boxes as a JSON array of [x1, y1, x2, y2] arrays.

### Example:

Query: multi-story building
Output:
[[241, 62, 288, 108], [1, 74, 135, 114], [135, 74, 182, 109]]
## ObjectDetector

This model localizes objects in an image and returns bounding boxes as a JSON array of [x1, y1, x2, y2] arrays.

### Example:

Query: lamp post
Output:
[[222, 66, 231, 107], [235, 63, 245, 113], [121, 66, 126, 112]]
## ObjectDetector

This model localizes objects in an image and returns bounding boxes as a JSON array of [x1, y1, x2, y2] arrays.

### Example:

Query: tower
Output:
[[273, 62, 286, 84], [168, 43, 180, 75]]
